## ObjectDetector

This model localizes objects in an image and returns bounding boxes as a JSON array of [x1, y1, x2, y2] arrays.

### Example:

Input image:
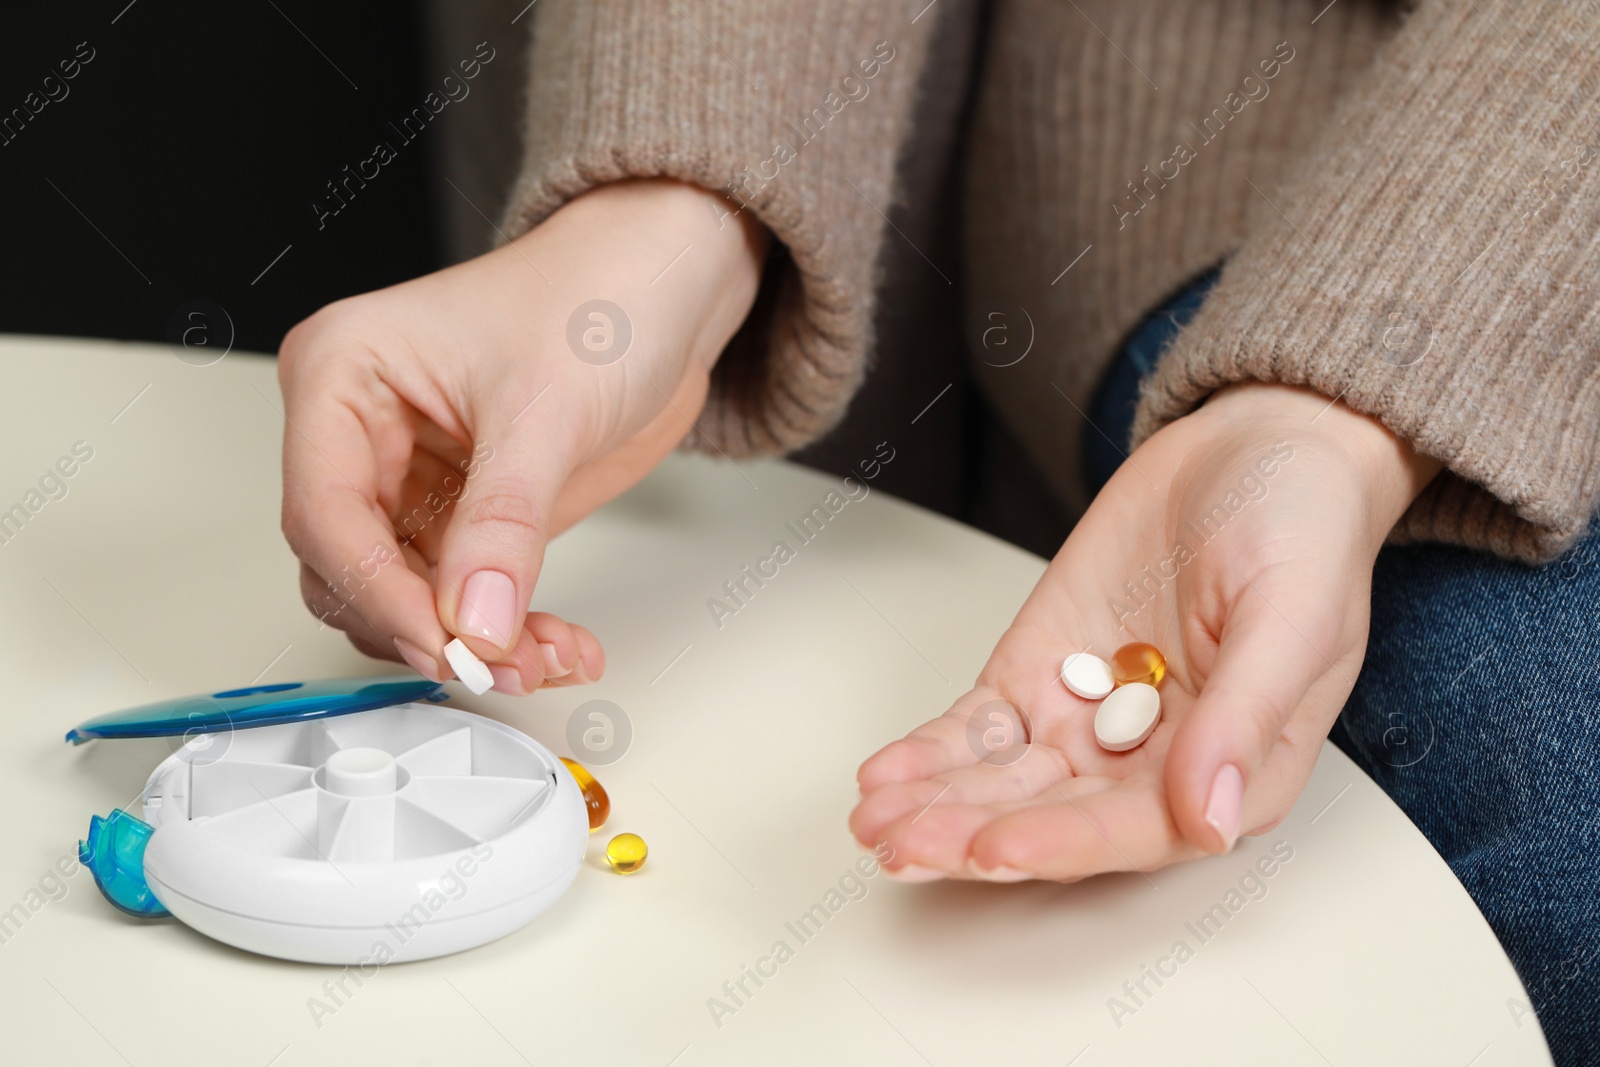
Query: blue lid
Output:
[[65, 675, 448, 744]]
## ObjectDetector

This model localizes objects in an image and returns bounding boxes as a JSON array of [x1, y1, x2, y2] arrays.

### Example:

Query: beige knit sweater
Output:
[[494, 0, 1600, 564]]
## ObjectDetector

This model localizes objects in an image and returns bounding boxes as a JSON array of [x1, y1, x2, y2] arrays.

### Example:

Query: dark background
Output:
[[2, 0, 441, 354], [2, 0, 1059, 554]]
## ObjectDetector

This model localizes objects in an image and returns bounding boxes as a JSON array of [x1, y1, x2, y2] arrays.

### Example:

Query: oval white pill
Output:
[[443, 638, 494, 695], [1061, 652, 1115, 700], [1094, 682, 1161, 752]]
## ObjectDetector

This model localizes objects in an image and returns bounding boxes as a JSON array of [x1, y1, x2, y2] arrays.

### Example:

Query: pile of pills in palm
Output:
[[1062, 642, 1168, 752]]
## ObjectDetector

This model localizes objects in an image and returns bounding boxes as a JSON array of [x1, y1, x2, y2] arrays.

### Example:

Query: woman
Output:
[[278, 1, 1600, 1057]]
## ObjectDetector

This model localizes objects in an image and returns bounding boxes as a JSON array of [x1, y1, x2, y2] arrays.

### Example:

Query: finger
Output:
[[540, 622, 605, 687], [875, 803, 998, 880], [851, 760, 1095, 851], [300, 563, 353, 633], [432, 408, 574, 660], [850, 778, 959, 851], [1164, 574, 1346, 854], [480, 616, 607, 695], [347, 632, 399, 664], [521, 611, 587, 682], [280, 383, 450, 679], [390, 446, 469, 565], [969, 781, 1200, 882], [856, 690, 1025, 794], [301, 548, 448, 682]]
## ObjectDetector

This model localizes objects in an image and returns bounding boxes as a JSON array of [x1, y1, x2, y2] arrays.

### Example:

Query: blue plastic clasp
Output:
[[79, 809, 170, 919]]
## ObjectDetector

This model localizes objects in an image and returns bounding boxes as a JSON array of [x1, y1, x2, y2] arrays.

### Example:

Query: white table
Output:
[[0, 337, 1551, 1065]]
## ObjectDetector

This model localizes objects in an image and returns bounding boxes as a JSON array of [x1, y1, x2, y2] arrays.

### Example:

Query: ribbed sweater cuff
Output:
[[502, 0, 934, 456], [1131, 0, 1600, 563]]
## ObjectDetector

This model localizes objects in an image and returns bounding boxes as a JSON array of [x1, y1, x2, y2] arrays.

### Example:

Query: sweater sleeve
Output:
[[1130, 0, 1600, 563], [501, 1, 941, 456]]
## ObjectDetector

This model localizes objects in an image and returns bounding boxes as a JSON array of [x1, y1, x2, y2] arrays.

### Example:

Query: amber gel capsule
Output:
[[606, 833, 648, 875], [1111, 642, 1167, 688], [559, 757, 611, 832]]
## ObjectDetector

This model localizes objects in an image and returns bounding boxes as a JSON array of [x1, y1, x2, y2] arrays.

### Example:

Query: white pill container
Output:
[[68, 676, 588, 964]]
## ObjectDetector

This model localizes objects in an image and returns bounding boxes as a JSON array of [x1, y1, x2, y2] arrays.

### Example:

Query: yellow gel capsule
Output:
[[606, 833, 648, 875], [1111, 642, 1166, 689], [560, 757, 611, 833]]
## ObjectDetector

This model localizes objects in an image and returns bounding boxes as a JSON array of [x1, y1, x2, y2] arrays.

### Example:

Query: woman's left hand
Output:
[[849, 382, 1439, 881]]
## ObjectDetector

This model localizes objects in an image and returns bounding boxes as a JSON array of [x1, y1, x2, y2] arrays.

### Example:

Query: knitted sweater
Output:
[[495, 0, 1600, 563]]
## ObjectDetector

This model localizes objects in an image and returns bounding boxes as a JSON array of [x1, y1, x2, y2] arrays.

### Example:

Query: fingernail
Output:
[[393, 637, 441, 682], [488, 665, 526, 696], [457, 570, 519, 648], [882, 864, 945, 883], [969, 862, 1031, 883], [539, 641, 570, 679], [1205, 764, 1244, 852]]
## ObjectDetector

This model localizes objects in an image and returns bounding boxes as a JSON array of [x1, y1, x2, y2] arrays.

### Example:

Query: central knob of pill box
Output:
[[324, 747, 398, 797]]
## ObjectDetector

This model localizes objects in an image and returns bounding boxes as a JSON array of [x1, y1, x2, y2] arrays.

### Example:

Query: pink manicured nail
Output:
[[393, 637, 441, 682], [883, 864, 945, 883], [969, 863, 1031, 883], [488, 665, 525, 695], [457, 570, 519, 647], [1205, 764, 1244, 852], [539, 641, 570, 679]]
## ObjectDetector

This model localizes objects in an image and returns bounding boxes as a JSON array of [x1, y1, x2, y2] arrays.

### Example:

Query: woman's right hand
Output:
[[279, 178, 768, 693]]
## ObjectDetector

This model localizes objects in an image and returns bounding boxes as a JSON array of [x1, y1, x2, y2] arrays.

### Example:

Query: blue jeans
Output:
[[1085, 276, 1600, 1065]]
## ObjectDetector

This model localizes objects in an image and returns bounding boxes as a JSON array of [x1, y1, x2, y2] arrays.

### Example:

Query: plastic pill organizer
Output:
[[67, 676, 587, 964]]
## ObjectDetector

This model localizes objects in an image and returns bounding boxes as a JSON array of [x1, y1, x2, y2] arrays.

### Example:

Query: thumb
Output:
[[1164, 576, 1341, 853], [434, 422, 568, 660]]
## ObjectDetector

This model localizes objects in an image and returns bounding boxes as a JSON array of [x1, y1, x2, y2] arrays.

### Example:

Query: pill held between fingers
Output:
[[1094, 682, 1162, 752], [443, 638, 494, 695], [1061, 652, 1115, 700]]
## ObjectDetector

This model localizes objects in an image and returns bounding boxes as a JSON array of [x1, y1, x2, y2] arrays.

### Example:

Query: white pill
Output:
[[443, 638, 494, 695], [1094, 682, 1162, 752], [1061, 652, 1115, 700]]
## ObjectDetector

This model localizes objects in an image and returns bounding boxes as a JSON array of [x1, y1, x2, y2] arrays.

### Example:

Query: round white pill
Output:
[[443, 638, 494, 695], [1094, 682, 1161, 752], [1061, 652, 1115, 700]]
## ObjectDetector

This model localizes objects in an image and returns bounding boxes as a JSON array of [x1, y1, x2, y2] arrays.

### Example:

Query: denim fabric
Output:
[[1334, 523, 1600, 1062], [1081, 268, 1219, 494], [1085, 276, 1600, 1065]]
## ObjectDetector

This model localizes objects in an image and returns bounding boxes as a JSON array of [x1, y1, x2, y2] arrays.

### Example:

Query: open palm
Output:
[[850, 384, 1431, 881]]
